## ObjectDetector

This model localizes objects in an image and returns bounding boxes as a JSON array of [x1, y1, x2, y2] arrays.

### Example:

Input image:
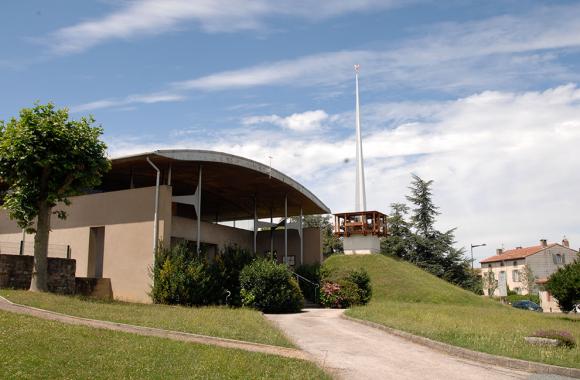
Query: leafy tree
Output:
[[519, 265, 537, 295], [380, 203, 412, 259], [406, 174, 438, 238], [482, 270, 498, 297], [545, 260, 580, 312], [0, 103, 110, 291], [382, 174, 481, 293]]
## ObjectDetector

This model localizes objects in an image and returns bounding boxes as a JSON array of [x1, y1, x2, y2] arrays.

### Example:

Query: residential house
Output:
[[480, 238, 578, 312]]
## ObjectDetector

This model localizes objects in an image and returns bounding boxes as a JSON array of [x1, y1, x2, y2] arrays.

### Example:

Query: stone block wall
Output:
[[0, 254, 76, 294], [0, 254, 33, 289], [47, 257, 76, 294], [75, 277, 113, 300]]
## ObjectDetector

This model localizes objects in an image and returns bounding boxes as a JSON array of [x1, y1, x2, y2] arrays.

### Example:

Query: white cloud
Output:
[[71, 92, 185, 113], [73, 4, 580, 112], [107, 84, 580, 264], [243, 110, 329, 132], [49, 0, 403, 54]]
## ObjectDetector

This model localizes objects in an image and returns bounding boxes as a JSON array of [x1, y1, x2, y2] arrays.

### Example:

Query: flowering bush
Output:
[[531, 330, 576, 348], [320, 281, 343, 308], [319, 266, 372, 308], [319, 278, 364, 308]]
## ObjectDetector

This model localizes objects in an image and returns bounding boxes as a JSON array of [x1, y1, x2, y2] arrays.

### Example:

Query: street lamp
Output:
[[470, 243, 486, 270]]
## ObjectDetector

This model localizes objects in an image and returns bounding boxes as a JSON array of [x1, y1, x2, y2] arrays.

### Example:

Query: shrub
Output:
[[319, 279, 361, 308], [531, 330, 576, 348], [151, 242, 217, 306], [240, 259, 303, 313], [213, 245, 255, 306], [320, 282, 343, 308], [348, 269, 372, 304], [506, 293, 540, 305], [319, 267, 372, 308], [545, 261, 580, 312]]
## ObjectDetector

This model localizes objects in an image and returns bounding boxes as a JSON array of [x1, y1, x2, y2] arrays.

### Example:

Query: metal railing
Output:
[[0, 241, 70, 259], [292, 271, 320, 303]]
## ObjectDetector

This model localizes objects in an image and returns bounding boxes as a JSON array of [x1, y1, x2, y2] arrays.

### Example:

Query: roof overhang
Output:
[[102, 149, 330, 221]]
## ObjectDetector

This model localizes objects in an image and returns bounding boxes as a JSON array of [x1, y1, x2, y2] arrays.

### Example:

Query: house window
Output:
[[488, 264, 492, 268], [513, 261, 518, 266], [500, 262, 504, 267], [555, 254, 563, 264], [512, 270, 520, 282]]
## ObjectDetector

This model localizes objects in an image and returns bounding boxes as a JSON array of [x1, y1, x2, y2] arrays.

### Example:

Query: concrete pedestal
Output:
[[343, 235, 380, 255]]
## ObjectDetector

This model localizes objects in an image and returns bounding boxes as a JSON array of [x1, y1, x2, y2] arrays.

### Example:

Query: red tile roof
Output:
[[480, 244, 557, 264]]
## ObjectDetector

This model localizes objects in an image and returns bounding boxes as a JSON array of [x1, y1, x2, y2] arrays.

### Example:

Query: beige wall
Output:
[[539, 289, 561, 313], [1, 185, 323, 302], [172, 219, 322, 267], [0, 186, 172, 303], [255, 227, 322, 267], [172, 216, 253, 251], [482, 259, 526, 296]]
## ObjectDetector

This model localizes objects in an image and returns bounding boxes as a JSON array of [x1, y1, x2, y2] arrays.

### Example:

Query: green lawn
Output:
[[0, 310, 329, 380], [325, 254, 580, 369], [0, 290, 292, 348]]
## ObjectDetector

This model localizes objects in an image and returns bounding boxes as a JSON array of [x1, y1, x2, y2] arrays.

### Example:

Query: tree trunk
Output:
[[30, 200, 51, 292]]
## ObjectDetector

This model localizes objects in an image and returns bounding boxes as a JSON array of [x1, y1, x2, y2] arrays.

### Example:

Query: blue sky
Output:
[[2, 1, 580, 264]]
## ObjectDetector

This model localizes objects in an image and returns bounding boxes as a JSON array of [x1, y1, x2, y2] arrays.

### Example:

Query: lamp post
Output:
[[470, 243, 486, 270]]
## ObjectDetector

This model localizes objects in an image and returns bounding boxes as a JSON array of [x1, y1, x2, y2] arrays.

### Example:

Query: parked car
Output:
[[512, 300, 543, 312]]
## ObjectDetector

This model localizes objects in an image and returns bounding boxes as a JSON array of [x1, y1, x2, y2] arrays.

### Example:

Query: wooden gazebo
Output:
[[334, 211, 388, 238]]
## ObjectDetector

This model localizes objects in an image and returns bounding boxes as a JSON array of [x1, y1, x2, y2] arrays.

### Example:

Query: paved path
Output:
[[265, 308, 536, 380], [0, 296, 308, 360]]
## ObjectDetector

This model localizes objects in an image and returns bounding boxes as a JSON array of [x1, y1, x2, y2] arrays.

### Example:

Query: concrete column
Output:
[[300, 207, 303, 265], [270, 208, 274, 256], [253, 197, 257, 254], [196, 165, 202, 256], [284, 194, 288, 265], [146, 157, 160, 257]]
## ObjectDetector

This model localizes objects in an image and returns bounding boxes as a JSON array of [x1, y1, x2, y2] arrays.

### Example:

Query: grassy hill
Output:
[[324, 254, 496, 306], [325, 254, 580, 369]]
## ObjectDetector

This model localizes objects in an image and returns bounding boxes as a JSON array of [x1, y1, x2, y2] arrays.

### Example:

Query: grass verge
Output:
[[0, 289, 292, 348], [0, 310, 328, 380], [324, 254, 580, 369]]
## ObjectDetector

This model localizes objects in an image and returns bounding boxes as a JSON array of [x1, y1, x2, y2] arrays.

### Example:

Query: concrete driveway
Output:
[[265, 308, 535, 380]]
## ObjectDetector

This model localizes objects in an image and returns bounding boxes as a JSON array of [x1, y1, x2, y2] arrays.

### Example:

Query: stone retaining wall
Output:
[[75, 277, 113, 300], [0, 254, 76, 294]]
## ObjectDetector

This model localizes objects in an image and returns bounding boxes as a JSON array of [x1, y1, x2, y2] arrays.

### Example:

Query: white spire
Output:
[[354, 64, 367, 212]]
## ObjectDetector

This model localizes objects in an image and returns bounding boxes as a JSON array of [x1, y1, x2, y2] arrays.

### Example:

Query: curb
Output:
[[0, 296, 309, 361], [341, 314, 580, 379]]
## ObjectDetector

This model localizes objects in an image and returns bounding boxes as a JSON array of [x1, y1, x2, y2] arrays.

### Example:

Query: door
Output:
[[87, 227, 105, 278], [498, 271, 507, 297]]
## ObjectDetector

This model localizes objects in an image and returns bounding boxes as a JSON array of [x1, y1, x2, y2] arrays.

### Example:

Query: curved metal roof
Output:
[[103, 149, 330, 221]]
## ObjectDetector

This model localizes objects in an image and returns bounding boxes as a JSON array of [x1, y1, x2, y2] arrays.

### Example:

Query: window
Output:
[[512, 270, 520, 282], [500, 262, 504, 267], [513, 261, 518, 266], [554, 254, 563, 264], [488, 264, 492, 268]]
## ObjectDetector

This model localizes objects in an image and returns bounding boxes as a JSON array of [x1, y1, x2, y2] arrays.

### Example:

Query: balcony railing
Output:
[[333, 211, 388, 238]]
